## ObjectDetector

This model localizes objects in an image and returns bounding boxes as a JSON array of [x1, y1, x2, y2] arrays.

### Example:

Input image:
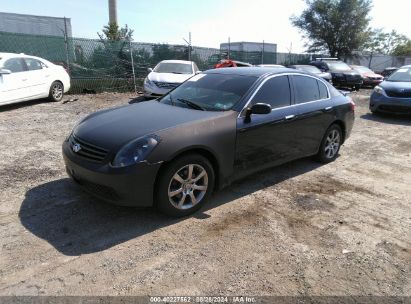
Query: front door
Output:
[[234, 75, 299, 175], [0, 58, 29, 104]]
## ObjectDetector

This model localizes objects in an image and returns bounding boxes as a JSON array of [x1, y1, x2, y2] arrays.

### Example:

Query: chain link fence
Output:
[[6, 31, 406, 94]]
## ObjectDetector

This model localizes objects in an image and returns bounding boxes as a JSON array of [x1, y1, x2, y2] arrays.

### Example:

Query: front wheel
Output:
[[316, 124, 343, 163], [48, 81, 64, 102], [156, 154, 215, 217]]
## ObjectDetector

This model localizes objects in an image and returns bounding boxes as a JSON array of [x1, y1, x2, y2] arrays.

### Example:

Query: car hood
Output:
[[361, 72, 383, 78], [148, 72, 193, 83], [331, 70, 360, 76], [380, 81, 411, 91], [318, 72, 332, 79], [74, 101, 231, 150]]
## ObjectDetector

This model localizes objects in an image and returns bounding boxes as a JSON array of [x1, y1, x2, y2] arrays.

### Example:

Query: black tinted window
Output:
[[293, 75, 320, 103], [317, 80, 328, 99], [252, 76, 291, 109], [25, 58, 43, 71], [3, 58, 25, 73]]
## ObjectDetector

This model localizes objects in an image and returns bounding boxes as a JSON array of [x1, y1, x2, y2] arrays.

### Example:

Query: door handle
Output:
[[323, 106, 333, 112], [285, 114, 296, 121]]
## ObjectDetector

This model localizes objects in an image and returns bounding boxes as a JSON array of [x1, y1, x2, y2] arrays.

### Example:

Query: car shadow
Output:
[[19, 158, 322, 256], [0, 98, 48, 112], [361, 113, 411, 126]]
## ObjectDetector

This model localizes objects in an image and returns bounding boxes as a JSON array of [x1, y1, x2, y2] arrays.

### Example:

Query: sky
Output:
[[0, 0, 410, 52]]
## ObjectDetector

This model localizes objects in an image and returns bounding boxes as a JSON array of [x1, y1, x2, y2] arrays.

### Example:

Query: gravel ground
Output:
[[0, 90, 410, 296]]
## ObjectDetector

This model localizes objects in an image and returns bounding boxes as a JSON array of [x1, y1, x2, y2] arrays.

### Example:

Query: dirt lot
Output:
[[0, 90, 410, 296]]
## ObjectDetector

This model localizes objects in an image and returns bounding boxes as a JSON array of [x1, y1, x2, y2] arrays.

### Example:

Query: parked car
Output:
[[370, 65, 411, 114], [63, 67, 355, 217], [381, 67, 399, 78], [144, 60, 200, 98], [215, 59, 253, 68], [0, 52, 70, 106], [257, 64, 285, 68], [289, 64, 332, 83], [309, 58, 362, 90], [350, 65, 383, 87]]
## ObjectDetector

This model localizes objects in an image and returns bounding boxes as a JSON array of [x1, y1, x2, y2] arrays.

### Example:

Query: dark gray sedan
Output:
[[63, 68, 355, 217]]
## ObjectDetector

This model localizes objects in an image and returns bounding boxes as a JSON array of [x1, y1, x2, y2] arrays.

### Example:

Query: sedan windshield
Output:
[[327, 62, 352, 71], [154, 62, 193, 74], [159, 73, 257, 111], [387, 68, 411, 82]]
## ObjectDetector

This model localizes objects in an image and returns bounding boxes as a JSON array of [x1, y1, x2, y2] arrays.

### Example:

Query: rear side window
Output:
[[3, 58, 26, 73], [25, 58, 43, 71], [317, 80, 329, 99], [251, 76, 291, 109], [292, 75, 320, 104]]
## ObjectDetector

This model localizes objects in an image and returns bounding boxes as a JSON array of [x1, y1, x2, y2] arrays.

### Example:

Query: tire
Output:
[[354, 84, 361, 91], [316, 124, 343, 163], [48, 81, 64, 102], [156, 154, 215, 217]]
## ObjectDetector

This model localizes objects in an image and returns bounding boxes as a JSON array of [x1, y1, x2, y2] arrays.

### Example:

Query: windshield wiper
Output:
[[177, 98, 206, 111]]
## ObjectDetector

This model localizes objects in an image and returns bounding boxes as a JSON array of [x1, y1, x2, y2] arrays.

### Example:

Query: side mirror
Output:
[[251, 103, 272, 114], [195, 70, 202, 74], [0, 69, 11, 75], [245, 103, 271, 122], [147, 68, 153, 73]]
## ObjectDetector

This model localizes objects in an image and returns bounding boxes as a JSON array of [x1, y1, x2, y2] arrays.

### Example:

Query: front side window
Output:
[[153, 62, 193, 74], [251, 76, 291, 109], [159, 73, 257, 111], [25, 58, 43, 71], [3, 58, 26, 73], [293, 75, 320, 103]]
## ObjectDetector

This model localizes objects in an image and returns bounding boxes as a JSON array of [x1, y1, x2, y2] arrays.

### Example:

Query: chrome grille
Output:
[[153, 81, 180, 90], [69, 135, 109, 162]]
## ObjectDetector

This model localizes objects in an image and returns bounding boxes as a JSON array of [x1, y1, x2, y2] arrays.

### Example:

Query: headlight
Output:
[[112, 135, 160, 167], [374, 85, 385, 95], [144, 77, 154, 87]]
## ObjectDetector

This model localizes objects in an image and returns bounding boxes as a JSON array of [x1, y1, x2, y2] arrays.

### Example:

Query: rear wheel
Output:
[[48, 81, 64, 102], [156, 154, 215, 217], [316, 124, 342, 163]]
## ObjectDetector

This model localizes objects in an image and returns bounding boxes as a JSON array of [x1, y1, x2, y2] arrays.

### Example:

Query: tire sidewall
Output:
[[156, 154, 215, 217], [49, 81, 64, 102], [317, 124, 342, 163]]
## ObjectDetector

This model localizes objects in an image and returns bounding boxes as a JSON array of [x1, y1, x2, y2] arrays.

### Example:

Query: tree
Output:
[[392, 41, 411, 56], [291, 0, 372, 58], [98, 22, 134, 41], [365, 29, 411, 55]]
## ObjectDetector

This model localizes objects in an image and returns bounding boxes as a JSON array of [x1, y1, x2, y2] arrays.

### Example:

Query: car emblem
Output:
[[72, 143, 81, 153]]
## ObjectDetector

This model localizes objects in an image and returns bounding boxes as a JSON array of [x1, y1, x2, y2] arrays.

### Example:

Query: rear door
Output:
[[235, 75, 299, 174], [23, 58, 49, 97], [290, 75, 335, 156], [0, 58, 29, 104]]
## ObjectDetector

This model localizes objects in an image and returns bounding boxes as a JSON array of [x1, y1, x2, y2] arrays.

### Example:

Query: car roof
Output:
[[0, 52, 48, 62], [160, 60, 193, 64], [204, 67, 306, 77]]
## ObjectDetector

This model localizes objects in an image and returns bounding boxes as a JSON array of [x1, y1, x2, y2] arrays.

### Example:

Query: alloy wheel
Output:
[[52, 83, 63, 100], [168, 164, 208, 210], [324, 129, 340, 159]]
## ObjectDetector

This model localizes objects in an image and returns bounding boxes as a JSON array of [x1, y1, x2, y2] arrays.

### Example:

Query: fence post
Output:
[[64, 17, 70, 75], [129, 40, 137, 93]]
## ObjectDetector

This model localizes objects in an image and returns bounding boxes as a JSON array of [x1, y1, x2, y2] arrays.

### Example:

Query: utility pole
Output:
[[262, 40, 265, 64], [228, 37, 231, 60], [109, 0, 118, 24], [183, 32, 192, 61]]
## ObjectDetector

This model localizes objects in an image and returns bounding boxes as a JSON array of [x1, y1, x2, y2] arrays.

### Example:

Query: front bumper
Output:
[[62, 141, 161, 207], [370, 92, 411, 114], [362, 79, 383, 86], [143, 84, 171, 98]]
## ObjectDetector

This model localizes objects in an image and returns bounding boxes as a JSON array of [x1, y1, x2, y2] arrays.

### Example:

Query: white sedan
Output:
[[144, 60, 200, 98], [0, 52, 71, 106]]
